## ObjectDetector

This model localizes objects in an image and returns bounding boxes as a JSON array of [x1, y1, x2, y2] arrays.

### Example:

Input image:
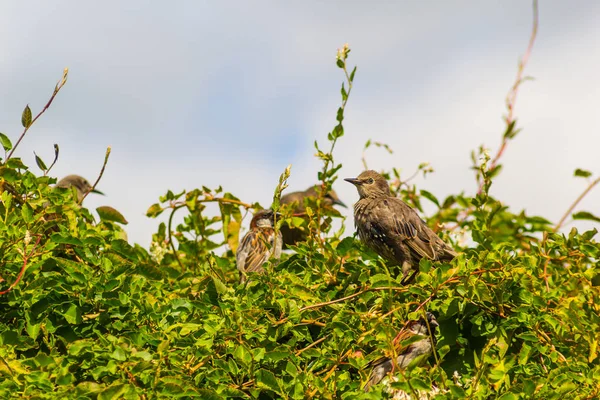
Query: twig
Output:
[[0, 234, 42, 295], [478, 0, 538, 192], [6, 68, 69, 161], [81, 146, 111, 203], [554, 177, 600, 232], [168, 204, 186, 271], [44, 144, 60, 176], [295, 335, 329, 356]]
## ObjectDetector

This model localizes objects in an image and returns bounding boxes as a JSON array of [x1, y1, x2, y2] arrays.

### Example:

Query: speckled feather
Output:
[[346, 170, 456, 277], [236, 209, 282, 283]]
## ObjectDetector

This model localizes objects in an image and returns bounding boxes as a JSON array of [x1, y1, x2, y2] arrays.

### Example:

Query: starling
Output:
[[56, 175, 103, 203], [363, 312, 439, 392], [345, 170, 456, 281], [236, 209, 283, 283], [279, 185, 346, 247]]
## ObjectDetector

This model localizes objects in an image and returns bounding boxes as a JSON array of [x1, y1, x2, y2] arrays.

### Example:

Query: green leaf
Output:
[[0, 132, 12, 151], [255, 369, 282, 394], [572, 211, 600, 223], [420, 189, 440, 207], [21, 104, 33, 128], [96, 206, 128, 224], [63, 304, 82, 324], [21, 202, 34, 223], [574, 168, 592, 178], [146, 203, 164, 218], [34, 152, 48, 171]]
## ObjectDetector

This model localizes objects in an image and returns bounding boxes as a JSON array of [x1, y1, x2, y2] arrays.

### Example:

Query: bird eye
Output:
[[367, 178, 374, 184]]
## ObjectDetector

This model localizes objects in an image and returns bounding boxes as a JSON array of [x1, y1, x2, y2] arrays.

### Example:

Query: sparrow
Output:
[[56, 175, 103, 203], [236, 209, 283, 283], [345, 170, 456, 282], [279, 185, 346, 247], [363, 312, 439, 392]]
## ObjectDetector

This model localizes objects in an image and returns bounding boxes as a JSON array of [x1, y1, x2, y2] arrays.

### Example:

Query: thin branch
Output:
[[6, 68, 69, 161], [478, 0, 538, 192], [554, 177, 600, 232], [81, 146, 111, 203], [295, 335, 329, 356], [168, 204, 186, 271], [0, 235, 42, 295]]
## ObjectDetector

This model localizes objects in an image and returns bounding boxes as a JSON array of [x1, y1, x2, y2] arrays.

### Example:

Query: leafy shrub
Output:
[[1, 38, 599, 400]]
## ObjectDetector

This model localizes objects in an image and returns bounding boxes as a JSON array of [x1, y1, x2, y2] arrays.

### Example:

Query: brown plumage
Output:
[[236, 209, 283, 283], [345, 170, 456, 281], [363, 312, 439, 392], [56, 175, 103, 203], [279, 186, 346, 247]]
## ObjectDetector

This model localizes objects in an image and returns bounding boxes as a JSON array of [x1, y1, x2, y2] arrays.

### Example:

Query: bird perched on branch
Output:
[[279, 185, 346, 247], [363, 312, 439, 392], [56, 175, 103, 203], [236, 209, 283, 283], [345, 170, 456, 282]]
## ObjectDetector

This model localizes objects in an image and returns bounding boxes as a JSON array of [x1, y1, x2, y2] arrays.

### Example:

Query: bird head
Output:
[[410, 312, 439, 336], [56, 175, 104, 203], [303, 186, 347, 209], [344, 170, 391, 199], [250, 209, 282, 228]]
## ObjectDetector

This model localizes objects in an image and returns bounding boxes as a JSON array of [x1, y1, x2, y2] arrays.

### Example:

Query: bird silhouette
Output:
[[363, 312, 439, 392], [279, 185, 346, 247], [345, 170, 456, 282], [236, 209, 283, 283]]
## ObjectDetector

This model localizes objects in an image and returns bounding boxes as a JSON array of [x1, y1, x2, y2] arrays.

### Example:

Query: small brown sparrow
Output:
[[236, 209, 282, 283], [363, 312, 439, 392]]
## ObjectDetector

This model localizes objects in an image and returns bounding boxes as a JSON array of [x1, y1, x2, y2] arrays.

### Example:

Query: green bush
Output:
[[1, 45, 599, 399]]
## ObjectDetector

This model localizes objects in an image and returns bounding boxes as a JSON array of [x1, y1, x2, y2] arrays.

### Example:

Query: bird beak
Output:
[[333, 199, 347, 208], [91, 188, 104, 195], [274, 212, 283, 219], [344, 177, 361, 186], [429, 319, 439, 328]]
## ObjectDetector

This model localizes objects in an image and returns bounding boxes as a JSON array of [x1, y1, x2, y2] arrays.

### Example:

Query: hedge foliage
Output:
[[0, 45, 599, 399]]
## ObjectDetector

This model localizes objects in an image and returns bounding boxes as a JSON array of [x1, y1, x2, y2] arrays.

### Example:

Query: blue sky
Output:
[[2, 1, 599, 246]]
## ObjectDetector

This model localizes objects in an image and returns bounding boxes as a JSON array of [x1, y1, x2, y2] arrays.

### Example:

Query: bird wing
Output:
[[237, 228, 274, 273], [371, 198, 438, 260]]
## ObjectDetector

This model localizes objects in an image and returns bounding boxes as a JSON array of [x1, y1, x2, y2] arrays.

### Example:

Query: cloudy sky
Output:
[[2, 1, 598, 246]]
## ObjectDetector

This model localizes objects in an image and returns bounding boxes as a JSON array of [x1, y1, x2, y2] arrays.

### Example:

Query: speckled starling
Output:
[[56, 175, 103, 203], [236, 209, 283, 283], [345, 170, 456, 281], [279, 185, 346, 247], [363, 312, 439, 392]]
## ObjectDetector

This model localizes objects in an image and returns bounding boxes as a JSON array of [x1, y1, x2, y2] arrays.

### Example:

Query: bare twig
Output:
[[478, 0, 538, 193], [295, 335, 329, 356], [81, 146, 111, 203], [6, 68, 69, 162], [0, 234, 42, 295], [554, 177, 600, 232]]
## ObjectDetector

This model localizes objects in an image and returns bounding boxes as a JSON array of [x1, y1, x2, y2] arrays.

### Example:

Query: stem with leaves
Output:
[[477, 0, 538, 193], [313, 44, 356, 241], [5, 68, 69, 162]]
